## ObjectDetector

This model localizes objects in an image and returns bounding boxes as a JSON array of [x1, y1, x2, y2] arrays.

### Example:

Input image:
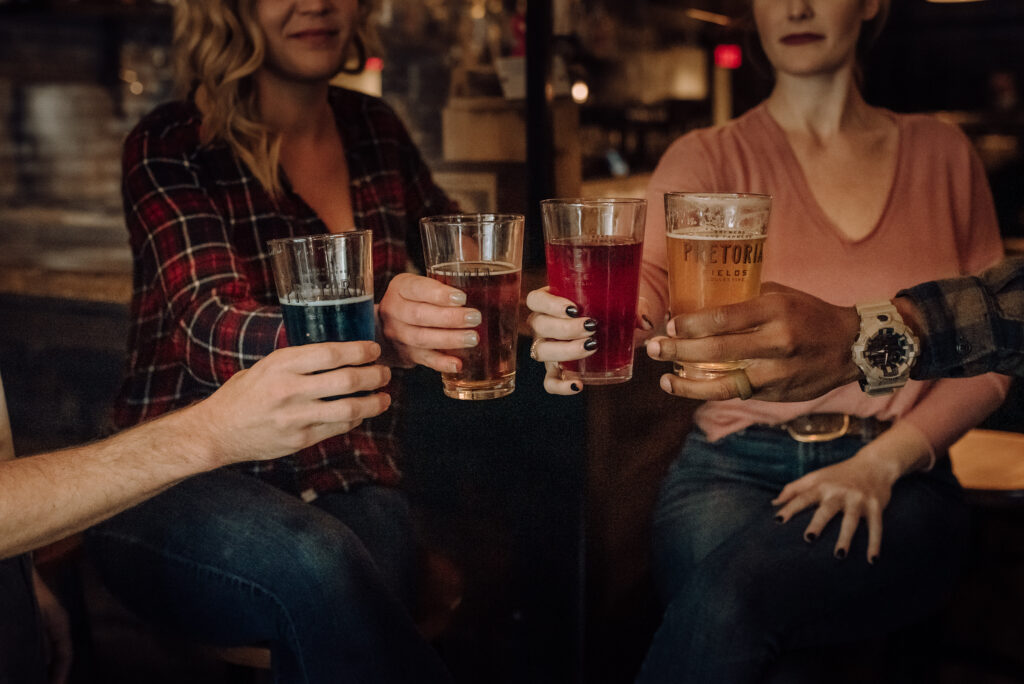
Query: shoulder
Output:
[[124, 100, 203, 165], [653, 107, 768, 188], [893, 111, 976, 161], [126, 101, 202, 150], [660, 107, 765, 162]]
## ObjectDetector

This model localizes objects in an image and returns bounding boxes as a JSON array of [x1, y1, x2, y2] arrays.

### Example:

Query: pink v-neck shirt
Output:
[[642, 104, 1010, 454]]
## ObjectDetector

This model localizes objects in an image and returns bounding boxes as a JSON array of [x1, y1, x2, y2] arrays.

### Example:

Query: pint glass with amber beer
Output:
[[664, 192, 771, 379], [420, 214, 524, 400]]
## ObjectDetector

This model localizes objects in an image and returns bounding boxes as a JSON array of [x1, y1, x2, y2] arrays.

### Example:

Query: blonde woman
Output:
[[86, 1, 469, 681], [528, 0, 1009, 680]]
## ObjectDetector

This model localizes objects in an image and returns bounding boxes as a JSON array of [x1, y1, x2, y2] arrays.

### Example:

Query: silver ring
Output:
[[529, 338, 541, 361], [732, 369, 754, 400]]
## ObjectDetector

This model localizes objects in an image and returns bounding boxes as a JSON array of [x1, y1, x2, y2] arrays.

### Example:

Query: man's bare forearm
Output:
[[0, 342, 392, 559], [0, 407, 220, 559]]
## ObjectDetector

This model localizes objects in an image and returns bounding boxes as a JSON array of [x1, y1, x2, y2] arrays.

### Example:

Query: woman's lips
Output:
[[781, 33, 824, 46], [289, 29, 340, 44]]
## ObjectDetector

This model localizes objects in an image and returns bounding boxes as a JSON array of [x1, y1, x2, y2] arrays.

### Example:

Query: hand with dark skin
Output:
[[645, 282, 925, 401], [644, 281, 936, 561]]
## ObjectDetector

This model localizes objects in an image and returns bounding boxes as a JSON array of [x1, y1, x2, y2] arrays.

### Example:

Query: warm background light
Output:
[[571, 80, 590, 104]]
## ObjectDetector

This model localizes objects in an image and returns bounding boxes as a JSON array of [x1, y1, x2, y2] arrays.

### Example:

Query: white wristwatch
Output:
[[851, 300, 919, 397]]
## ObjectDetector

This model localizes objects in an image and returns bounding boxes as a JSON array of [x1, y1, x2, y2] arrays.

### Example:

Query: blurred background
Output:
[[1, 1, 1022, 682]]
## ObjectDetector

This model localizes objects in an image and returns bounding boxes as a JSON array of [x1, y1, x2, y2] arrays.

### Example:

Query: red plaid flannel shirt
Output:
[[113, 87, 457, 496]]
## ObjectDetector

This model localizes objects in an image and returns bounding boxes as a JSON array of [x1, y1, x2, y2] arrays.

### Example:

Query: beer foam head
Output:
[[665, 192, 771, 238]]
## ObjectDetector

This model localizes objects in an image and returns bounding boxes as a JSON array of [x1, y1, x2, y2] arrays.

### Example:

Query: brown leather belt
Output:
[[762, 413, 892, 443]]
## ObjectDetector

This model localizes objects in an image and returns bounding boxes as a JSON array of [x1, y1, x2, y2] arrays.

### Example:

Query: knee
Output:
[[665, 566, 776, 646], [269, 522, 384, 608], [642, 569, 780, 683]]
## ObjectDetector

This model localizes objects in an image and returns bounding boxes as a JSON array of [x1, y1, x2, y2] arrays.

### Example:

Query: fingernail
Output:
[[583, 318, 598, 332], [804, 532, 816, 543], [566, 305, 579, 318], [834, 548, 847, 560], [583, 338, 598, 351], [774, 515, 784, 524], [449, 292, 467, 306], [647, 339, 661, 357], [660, 375, 673, 394], [464, 311, 482, 326], [869, 554, 879, 565], [570, 383, 581, 392], [666, 320, 677, 336], [463, 331, 479, 347], [449, 360, 460, 373], [641, 314, 654, 330]]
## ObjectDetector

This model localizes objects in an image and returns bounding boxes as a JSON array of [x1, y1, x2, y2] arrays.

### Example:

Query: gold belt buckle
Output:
[[784, 414, 851, 443]]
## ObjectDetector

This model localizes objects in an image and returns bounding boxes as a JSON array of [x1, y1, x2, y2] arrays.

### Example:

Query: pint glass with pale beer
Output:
[[664, 192, 771, 379]]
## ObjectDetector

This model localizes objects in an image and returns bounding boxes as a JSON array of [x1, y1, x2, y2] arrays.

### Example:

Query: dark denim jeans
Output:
[[0, 554, 45, 684], [86, 469, 451, 684], [637, 427, 970, 684]]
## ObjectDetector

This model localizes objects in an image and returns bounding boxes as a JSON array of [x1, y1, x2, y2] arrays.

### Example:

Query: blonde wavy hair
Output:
[[173, 0, 370, 196]]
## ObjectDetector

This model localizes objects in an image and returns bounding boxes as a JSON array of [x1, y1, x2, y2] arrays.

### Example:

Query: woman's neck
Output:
[[255, 70, 335, 141], [764, 69, 878, 140]]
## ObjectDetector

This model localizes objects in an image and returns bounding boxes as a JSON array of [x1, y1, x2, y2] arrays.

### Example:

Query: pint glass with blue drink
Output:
[[268, 232, 376, 394]]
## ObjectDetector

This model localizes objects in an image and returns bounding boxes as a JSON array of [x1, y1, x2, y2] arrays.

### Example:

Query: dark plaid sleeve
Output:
[[123, 119, 285, 389], [902, 257, 1024, 379]]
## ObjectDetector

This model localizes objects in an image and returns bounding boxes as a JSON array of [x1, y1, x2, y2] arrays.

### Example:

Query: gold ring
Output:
[[732, 369, 754, 400], [529, 338, 541, 361]]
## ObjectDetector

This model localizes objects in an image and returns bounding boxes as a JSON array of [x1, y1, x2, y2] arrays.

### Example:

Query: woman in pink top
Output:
[[527, 0, 1010, 680]]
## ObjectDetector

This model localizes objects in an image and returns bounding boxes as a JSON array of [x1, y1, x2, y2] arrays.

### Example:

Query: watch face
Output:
[[864, 327, 910, 378]]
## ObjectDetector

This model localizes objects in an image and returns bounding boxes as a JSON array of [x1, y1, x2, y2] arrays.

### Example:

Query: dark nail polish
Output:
[[804, 532, 816, 543], [835, 548, 847, 560], [570, 383, 581, 392], [583, 318, 598, 332], [583, 338, 598, 351], [566, 305, 579, 318], [774, 515, 784, 524], [869, 555, 879, 565]]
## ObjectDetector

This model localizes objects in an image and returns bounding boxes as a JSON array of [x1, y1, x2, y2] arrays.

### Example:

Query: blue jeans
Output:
[[85, 470, 451, 684], [637, 427, 969, 684]]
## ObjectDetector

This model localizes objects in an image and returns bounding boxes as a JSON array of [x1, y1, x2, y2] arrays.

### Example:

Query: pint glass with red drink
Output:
[[420, 214, 524, 400], [540, 198, 647, 385]]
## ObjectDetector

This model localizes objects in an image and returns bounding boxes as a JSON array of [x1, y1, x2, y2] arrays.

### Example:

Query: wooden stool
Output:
[[209, 645, 272, 684], [214, 646, 271, 669], [949, 428, 1024, 504], [942, 429, 1024, 679]]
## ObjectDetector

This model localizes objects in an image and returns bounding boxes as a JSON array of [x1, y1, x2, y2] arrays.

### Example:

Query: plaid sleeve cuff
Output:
[[901, 258, 1024, 379]]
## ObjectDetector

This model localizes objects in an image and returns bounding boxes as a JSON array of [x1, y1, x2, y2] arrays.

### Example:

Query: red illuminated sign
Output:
[[714, 44, 742, 70]]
